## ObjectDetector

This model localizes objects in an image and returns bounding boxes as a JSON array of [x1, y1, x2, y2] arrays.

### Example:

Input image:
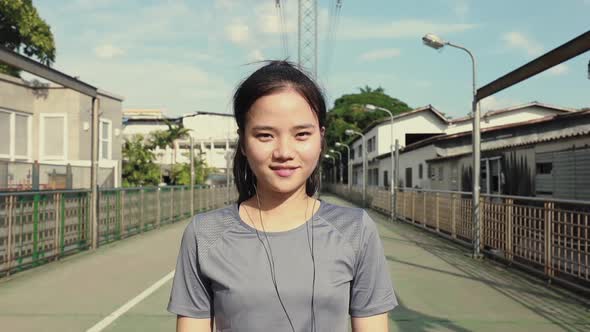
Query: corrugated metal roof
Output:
[[449, 101, 575, 124], [426, 121, 590, 163], [401, 109, 590, 155]]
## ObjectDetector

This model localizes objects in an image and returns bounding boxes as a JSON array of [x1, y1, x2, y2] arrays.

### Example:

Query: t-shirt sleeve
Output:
[[349, 210, 398, 317], [167, 217, 213, 318]]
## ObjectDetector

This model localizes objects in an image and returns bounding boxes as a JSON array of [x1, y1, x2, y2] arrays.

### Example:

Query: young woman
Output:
[[168, 61, 397, 332]]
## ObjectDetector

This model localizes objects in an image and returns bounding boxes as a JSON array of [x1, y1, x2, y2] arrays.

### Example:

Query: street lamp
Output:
[[324, 154, 337, 184], [335, 142, 351, 192], [329, 149, 343, 184], [365, 104, 395, 222], [345, 129, 366, 207], [423, 32, 482, 258]]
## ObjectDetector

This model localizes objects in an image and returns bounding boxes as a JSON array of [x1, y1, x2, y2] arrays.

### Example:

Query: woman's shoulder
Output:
[[320, 201, 369, 228], [186, 204, 240, 244], [319, 201, 372, 253]]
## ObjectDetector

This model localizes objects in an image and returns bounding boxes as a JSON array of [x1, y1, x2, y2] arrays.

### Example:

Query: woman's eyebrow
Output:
[[293, 124, 315, 130], [251, 124, 315, 131], [251, 125, 275, 131]]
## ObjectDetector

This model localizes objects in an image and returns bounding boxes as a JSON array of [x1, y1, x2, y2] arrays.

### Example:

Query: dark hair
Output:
[[232, 60, 327, 204]]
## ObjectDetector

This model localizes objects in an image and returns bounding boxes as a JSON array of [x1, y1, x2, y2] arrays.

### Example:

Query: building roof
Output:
[[123, 109, 167, 119], [362, 104, 449, 134], [396, 108, 589, 156], [123, 110, 234, 125], [181, 111, 233, 118], [448, 101, 575, 124], [419, 109, 590, 162]]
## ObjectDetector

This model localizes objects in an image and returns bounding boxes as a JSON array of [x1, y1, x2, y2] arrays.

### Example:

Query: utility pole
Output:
[[298, 0, 318, 78]]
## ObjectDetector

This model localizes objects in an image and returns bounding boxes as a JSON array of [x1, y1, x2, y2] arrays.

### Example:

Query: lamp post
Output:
[[345, 129, 366, 207], [335, 142, 351, 192], [324, 154, 337, 184], [329, 149, 343, 184], [422, 32, 481, 258], [365, 104, 395, 222]]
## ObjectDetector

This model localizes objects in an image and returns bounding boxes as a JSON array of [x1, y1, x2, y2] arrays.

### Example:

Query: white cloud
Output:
[[502, 31, 543, 56], [94, 44, 124, 58], [453, 0, 469, 16], [502, 31, 571, 77], [479, 95, 521, 112], [225, 22, 251, 45], [55, 57, 232, 115], [249, 49, 265, 62], [359, 48, 401, 62], [547, 63, 569, 76], [215, 0, 239, 10], [338, 19, 476, 40], [255, 2, 296, 34]]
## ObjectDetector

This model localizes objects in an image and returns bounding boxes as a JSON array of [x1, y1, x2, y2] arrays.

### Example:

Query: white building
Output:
[[345, 102, 575, 190], [121, 110, 238, 179], [178, 112, 238, 172], [1, 72, 124, 190], [349, 105, 448, 187]]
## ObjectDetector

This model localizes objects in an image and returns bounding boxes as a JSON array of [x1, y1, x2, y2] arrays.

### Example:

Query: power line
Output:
[[322, 0, 342, 90], [276, 0, 289, 59]]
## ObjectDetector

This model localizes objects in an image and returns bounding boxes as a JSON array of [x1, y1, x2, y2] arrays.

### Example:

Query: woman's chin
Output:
[[267, 180, 306, 195]]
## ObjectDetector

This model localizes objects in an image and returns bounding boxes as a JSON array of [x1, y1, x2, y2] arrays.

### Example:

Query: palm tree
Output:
[[148, 119, 191, 184]]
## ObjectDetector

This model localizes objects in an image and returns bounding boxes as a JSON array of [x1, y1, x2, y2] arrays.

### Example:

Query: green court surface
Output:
[[1, 194, 588, 331]]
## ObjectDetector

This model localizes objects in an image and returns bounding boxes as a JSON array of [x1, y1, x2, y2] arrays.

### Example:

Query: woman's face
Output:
[[242, 88, 324, 196]]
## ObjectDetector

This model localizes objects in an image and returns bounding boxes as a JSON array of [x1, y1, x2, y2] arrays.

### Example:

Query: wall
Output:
[[0, 73, 124, 188]]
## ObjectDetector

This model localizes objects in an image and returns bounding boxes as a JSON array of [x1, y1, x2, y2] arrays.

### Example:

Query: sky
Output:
[[32, 0, 590, 119]]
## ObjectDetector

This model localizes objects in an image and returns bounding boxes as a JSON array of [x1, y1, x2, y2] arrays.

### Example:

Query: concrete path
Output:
[[0, 193, 588, 331]]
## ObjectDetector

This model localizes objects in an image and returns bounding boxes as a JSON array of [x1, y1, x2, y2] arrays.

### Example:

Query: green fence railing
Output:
[[0, 185, 237, 277]]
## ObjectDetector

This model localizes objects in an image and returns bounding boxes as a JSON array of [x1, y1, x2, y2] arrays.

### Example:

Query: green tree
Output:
[[326, 86, 412, 148], [148, 120, 191, 183], [0, 0, 56, 77], [122, 134, 160, 187], [172, 156, 214, 185]]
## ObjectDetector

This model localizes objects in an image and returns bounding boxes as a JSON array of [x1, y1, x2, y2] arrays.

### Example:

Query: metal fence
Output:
[[0, 185, 237, 277], [326, 184, 590, 292]]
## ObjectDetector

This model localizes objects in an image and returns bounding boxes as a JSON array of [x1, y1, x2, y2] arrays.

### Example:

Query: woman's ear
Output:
[[320, 126, 325, 137]]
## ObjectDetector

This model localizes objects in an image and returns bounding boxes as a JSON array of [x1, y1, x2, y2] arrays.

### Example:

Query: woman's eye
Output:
[[256, 133, 272, 139], [296, 132, 311, 138]]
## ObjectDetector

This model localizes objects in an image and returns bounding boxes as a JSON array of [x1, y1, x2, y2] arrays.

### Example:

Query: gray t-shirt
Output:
[[167, 199, 397, 331]]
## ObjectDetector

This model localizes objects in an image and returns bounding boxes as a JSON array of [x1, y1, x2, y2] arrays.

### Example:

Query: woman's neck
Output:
[[240, 185, 319, 232]]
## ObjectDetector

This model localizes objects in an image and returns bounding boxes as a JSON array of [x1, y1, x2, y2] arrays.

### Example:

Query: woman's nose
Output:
[[272, 137, 295, 160]]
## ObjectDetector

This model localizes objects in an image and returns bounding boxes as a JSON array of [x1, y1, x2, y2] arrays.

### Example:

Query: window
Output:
[[418, 164, 423, 179], [384, 170, 389, 188], [350, 148, 355, 160], [100, 119, 112, 160], [372, 169, 379, 186], [41, 114, 67, 160], [438, 166, 444, 181], [405, 167, 413, 188], [15, 114, 29, 156], [536, 162, 553, 174], [0, 109, 32, 160], [367, 137, 376, 152], [428, 164, 435, 181], [0, 111, 10, 156]]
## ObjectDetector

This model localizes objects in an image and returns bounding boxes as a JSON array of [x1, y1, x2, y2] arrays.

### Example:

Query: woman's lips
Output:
[[272, 168, 298, 177]]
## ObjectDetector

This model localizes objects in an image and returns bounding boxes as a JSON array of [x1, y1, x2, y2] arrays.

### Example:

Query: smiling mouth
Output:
[[271, 167, 299, 177]]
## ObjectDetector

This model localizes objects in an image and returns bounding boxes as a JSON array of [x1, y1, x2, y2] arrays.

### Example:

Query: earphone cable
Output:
[[244, 187, 296, 332]]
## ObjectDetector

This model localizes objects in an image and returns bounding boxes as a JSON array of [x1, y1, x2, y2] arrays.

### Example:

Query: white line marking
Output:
[[86, 270, 175, 332]]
